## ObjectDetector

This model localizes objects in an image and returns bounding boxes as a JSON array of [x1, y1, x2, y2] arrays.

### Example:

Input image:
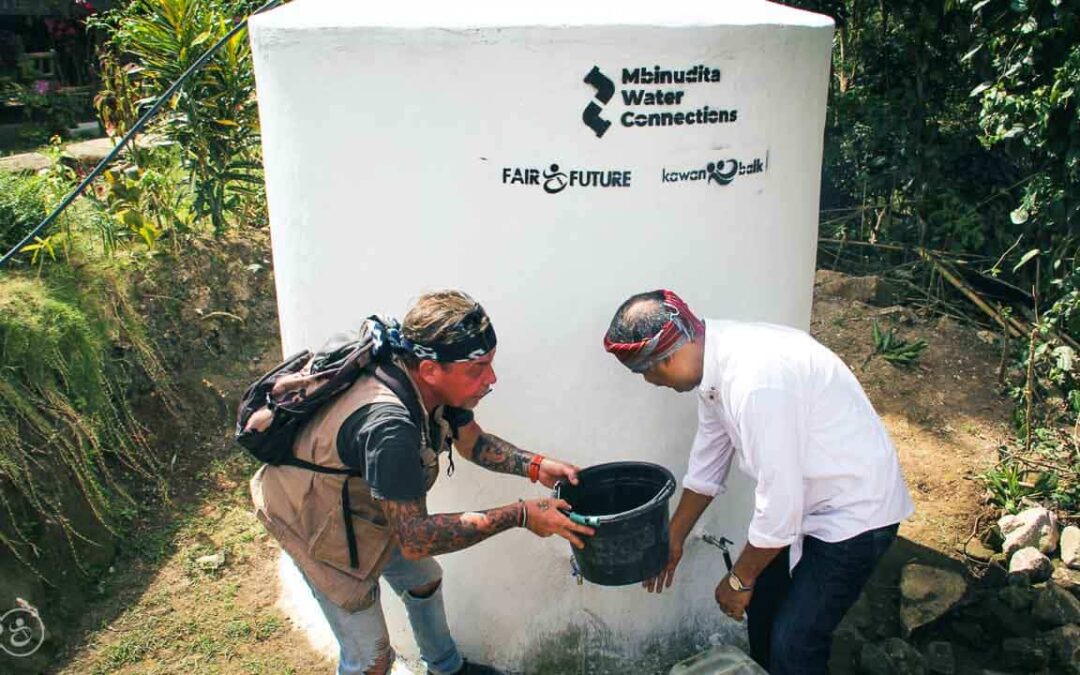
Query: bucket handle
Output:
[[552, 474, 677, 527]]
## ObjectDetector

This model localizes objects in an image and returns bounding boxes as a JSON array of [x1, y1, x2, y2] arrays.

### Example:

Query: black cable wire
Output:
[[0, 0, 284, 271]]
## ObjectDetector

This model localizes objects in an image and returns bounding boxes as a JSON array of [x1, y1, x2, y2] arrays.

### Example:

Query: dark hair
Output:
[[605, 290, 670, 344]]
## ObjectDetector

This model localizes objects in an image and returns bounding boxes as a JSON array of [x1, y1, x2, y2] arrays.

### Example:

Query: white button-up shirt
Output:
[[685, 320, 914, 569]]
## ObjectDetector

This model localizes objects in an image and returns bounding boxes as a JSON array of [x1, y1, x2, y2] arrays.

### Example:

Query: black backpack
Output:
[[235, 318, 424, 569]]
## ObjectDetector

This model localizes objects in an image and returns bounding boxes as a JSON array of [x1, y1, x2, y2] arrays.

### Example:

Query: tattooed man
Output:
[[252, 291, 592, 675]]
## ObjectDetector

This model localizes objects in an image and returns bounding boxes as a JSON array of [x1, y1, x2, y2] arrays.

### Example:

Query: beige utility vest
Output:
[[250, 368, 452, 611]]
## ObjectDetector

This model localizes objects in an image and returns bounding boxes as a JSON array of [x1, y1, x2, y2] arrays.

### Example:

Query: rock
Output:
[[62, 137, 118, 166], [950, 621, 985, 647], [1010, 547, 1053, 583], [1052, 561, 1080, 597], [872, 306, 917, 325], [860, 642, 891, 675], [923, 641, 955, 675], [935, 316, 959, 332], [1001, 637, 1049, 670], [960, 538, 996, 563], [1063, 526, 1080, 570], [831, 624, 868, 673], [815, 269, 844, 286], [196, 551, 226, 571], [860, 639, 927, 675], [1032, 583, 1080, 627], [976, 330, 999, 345], [900, 564, 967, 634], [999, 507, 1060, 558], [980, 524, 1004, 551], [998, 585, 1034, 612], [0, 152, 52, 173], [1039, 624, 1080, 674], [968, 596, 1038, 639], [815, 271, 898, 306], [883, 638, 927, 675]]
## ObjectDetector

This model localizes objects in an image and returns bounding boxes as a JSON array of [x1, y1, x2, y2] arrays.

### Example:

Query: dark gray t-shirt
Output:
[[336, 403, 473, 501]]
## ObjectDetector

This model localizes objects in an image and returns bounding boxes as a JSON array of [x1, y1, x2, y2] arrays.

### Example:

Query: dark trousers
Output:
[[746, 524, 898, 675]]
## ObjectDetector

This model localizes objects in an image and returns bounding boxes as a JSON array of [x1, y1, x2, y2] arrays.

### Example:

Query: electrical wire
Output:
[[0, 0, 284, 270]]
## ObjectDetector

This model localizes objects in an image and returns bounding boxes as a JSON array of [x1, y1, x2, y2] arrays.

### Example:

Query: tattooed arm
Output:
[[453, 420, 580, 487], [457, 423, 535, 477], [381, 497, 523, 560], [381, 495, 595, 560]]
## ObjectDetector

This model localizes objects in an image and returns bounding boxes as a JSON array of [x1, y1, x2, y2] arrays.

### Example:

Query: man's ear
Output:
[[416, 359, 442, 385]]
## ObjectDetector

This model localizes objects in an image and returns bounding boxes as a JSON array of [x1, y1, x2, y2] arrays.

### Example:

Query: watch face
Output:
[[728, 574, 740, 591]]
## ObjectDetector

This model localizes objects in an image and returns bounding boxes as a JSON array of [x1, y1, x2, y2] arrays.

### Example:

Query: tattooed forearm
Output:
[[471, 433, 535, 477], [381, 498, 522, 560]]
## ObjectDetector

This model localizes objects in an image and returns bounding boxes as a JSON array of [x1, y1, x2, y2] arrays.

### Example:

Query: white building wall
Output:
[[250, 1, 833, 670]]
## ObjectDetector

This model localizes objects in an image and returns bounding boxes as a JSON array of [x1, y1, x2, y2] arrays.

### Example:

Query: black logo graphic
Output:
[[661, 155, 768, 187], [707, 159, 739, 186], [543, 164, 569, 194], [582, 66, 614, 138], [502, 164, 632, 193]]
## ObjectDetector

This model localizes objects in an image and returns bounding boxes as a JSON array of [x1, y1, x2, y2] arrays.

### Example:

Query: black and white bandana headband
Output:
[[368, 308, 497, 363]]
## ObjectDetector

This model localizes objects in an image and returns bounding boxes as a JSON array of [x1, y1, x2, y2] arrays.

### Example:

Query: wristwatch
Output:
[[727, 572, 753, 593]]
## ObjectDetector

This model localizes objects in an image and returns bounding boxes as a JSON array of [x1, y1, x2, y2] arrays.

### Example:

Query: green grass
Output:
[[72, 454, 302, 674], [0, 270, 165, 574]]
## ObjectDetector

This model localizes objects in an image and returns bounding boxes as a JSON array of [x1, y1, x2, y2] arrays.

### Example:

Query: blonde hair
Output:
[[400, 290, 489, 367]]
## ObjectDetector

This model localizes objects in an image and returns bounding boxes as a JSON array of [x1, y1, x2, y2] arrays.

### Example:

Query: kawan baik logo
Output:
[[661, 155, 769, 187]]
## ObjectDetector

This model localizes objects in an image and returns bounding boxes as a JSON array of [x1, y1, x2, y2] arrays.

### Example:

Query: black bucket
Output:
[[554, 461, 676, 586]]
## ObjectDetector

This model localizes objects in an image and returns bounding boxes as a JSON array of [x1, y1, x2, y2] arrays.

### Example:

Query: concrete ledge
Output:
[[0, 152, 51, 173]]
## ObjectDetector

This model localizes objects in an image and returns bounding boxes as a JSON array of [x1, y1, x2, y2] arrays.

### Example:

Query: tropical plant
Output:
[[93, 146, 197, 251], [981, 460, 1058, 514], [872, 321, 929, 366], [91, 0, 265, 234]]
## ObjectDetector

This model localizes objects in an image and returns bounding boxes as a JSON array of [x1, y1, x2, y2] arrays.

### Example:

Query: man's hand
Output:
[[714, 575, 753, 621], [643, 538, 683, 593], [643, 489, 711, 594], [523, 498, 594, 549], [537, 458, 580, 489]]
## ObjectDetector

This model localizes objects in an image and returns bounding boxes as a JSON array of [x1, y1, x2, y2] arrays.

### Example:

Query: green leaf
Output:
[[1053, 346, 1075, 373], [1012, 248, 1039, 272], [1010, 208, 1030, 225], [1010, 0, 1029, 11], [1068, 389, 1080, 413], [961, 45, 983, 63], [970, 82, 994, 97], [1001, 125, 1026, 140]]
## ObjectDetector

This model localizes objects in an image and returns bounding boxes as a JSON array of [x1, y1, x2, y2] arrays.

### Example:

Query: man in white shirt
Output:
[[602, 289, 913, 675]]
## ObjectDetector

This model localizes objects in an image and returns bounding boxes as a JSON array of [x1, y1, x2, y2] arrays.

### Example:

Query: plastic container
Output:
[[668, 645, 767, 675], [554, 461, 675, 586]]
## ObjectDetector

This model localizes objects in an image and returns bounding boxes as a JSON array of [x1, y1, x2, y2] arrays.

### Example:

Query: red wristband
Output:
[[528, 454, 545, 483]]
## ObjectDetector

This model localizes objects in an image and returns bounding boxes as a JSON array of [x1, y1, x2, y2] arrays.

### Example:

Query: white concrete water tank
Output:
[[249, 1, 834, 671]]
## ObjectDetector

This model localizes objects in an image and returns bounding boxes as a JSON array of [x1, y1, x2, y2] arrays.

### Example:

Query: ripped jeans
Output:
[[300, 548, 464, 675]]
